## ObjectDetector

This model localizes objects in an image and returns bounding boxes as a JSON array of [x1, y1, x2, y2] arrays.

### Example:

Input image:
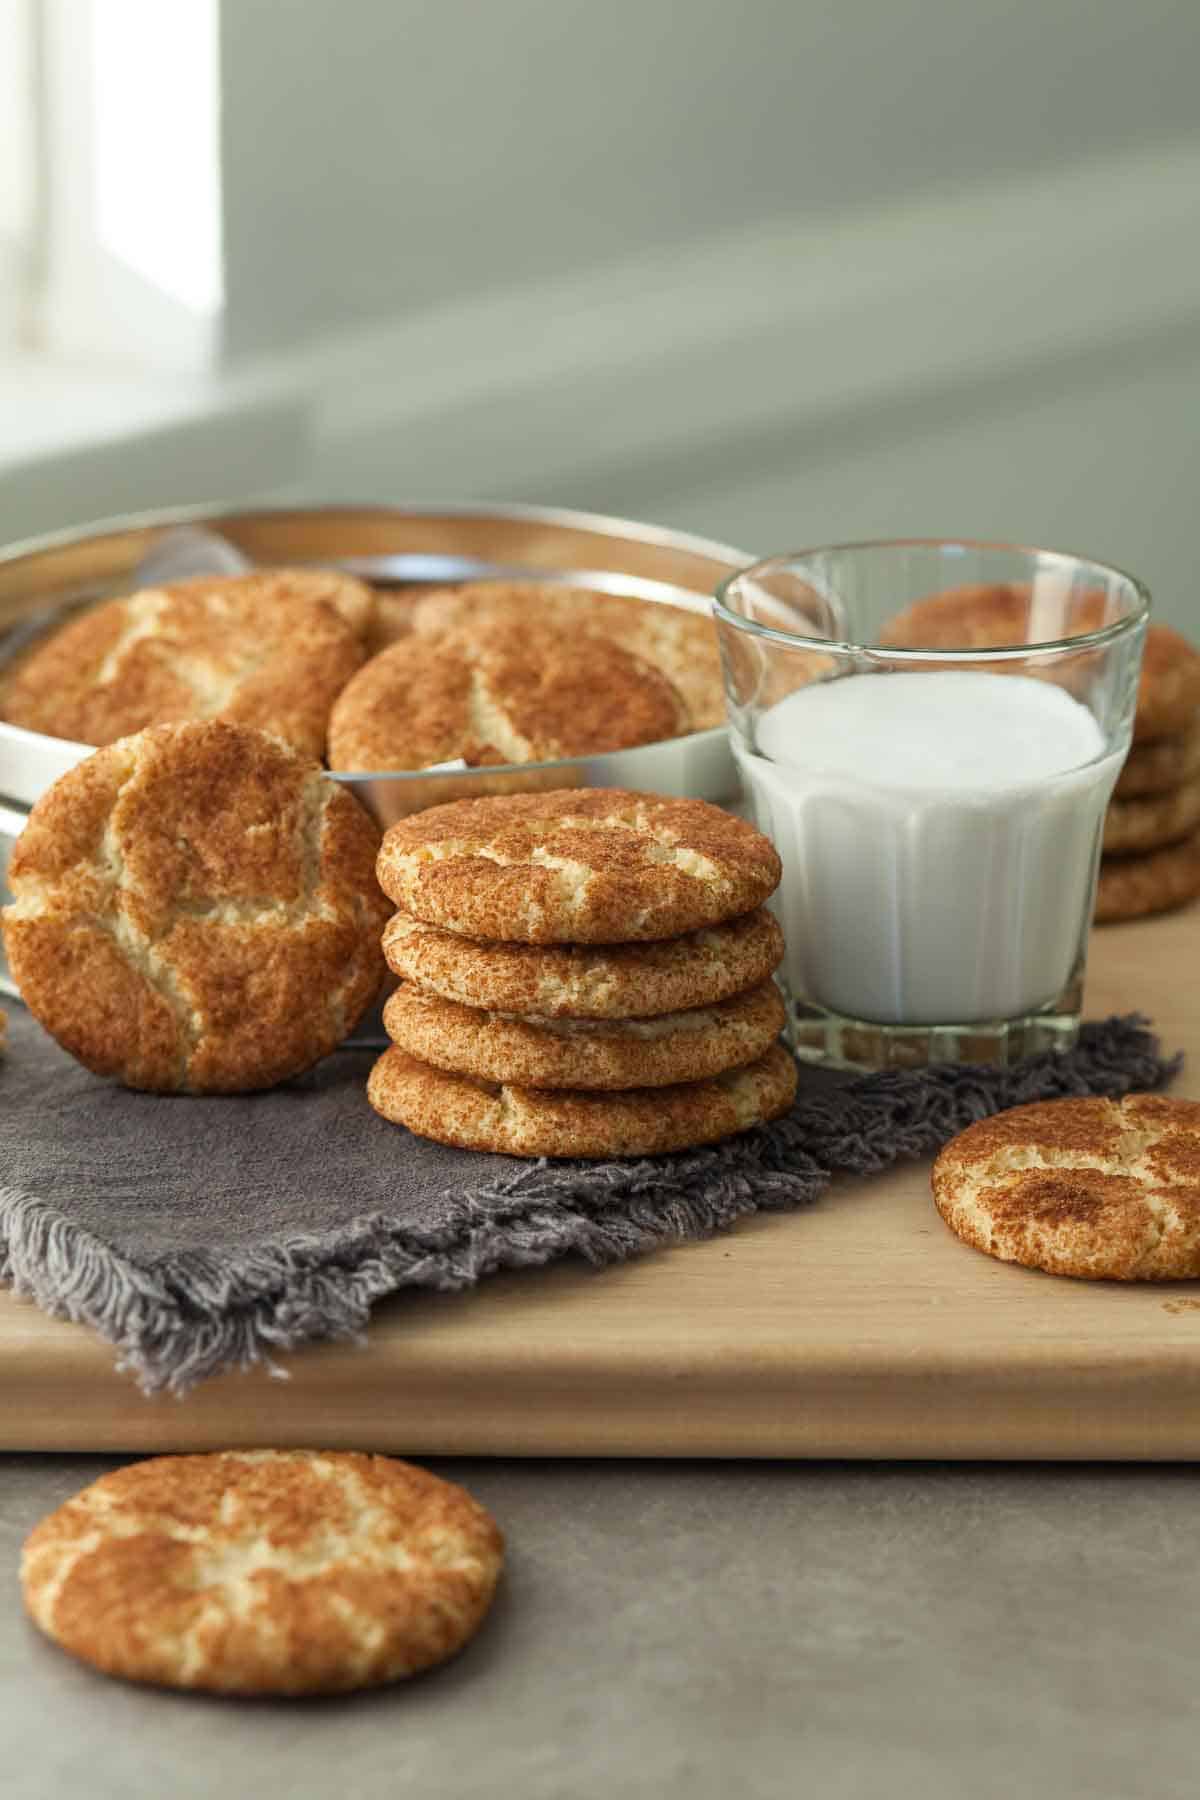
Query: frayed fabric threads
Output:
[[0, 1012, 1180, 1394]]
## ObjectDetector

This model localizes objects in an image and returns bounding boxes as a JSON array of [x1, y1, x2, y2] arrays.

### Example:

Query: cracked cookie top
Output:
[[327, 617, 688, 773], [1, 720, 391, 1092], [405, 582, 727, 732], [932, 1093, 1200, 1280], [21, 1450, 504, 1696], [0, 570, 367, 760], [376, 788, 782, 943]]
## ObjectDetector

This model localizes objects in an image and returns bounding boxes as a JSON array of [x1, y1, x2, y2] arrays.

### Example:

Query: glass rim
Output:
[[712, 536, 1152, 661]]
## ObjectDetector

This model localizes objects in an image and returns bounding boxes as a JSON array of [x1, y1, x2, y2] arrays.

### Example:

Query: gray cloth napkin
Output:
[[0, 1007, 1179, 1394]]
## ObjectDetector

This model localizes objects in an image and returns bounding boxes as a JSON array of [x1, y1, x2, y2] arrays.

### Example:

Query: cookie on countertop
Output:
[[21, 1450, 504, 1696], [1115, 713, 1200, 799], [409, 582, 728, 732], [932, 1093, 1200, 1280], [1103, 776, 1200, 855], [375, 789, 782, 944], [382, 905, 785, 1018], [383, 978, 785, 1090], [327, 619, 687, 773], [367, 1041, 798, 1158], [1, 720, 390, 1093], [1095, 830, 1200, 923], [0, 571, 365, 759]]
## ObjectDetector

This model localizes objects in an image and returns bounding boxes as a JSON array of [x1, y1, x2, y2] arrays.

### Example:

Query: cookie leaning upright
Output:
[[376, 788, 782, 943], [2, 720, 392, 1092], [21, 1450, 504, 1696]]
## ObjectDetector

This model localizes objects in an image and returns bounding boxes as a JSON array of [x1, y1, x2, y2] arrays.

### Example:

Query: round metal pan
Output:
[[0, 501, 754, 995]]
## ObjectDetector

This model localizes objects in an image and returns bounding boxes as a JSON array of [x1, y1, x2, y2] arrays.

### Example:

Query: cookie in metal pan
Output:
[[0, 570, 365, 759], [375, 789, 781, 944], [367, 1041, 798, 1158], [327, 619, 687, 773], [932, 1093, 1200, 1280], [2, 720, 390, 1092], [21, 1450, 504, 1696], [409, 582, 727, 731]]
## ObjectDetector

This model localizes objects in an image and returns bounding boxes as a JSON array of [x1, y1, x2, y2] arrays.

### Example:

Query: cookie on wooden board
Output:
[[376, 789, 781, 944], [1094, 830, 1200, 923], [1115, 713, 1200, 799], [21, 1450, 504, 1696], [932, 1093, 1200, 1280], [2, 721, 390, 1092], [383, 979, 785, 1090], [409, 583, 727, 732], [0, 571, 365, 759], [1103, 777, 1200, 855], [382, 905, 785, 1018], [327, 620, 687, 773], [367, 1040, 798, 1158]]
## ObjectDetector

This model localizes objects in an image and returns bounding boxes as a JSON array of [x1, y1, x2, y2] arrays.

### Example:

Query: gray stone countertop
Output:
[[2, 1454, 1194, 1800]]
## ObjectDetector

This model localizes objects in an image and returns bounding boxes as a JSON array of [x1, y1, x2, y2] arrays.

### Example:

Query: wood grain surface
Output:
[[1, 908, 1197, 1459]]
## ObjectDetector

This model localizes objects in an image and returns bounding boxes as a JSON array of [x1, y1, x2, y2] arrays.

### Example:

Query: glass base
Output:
[[786, 986, 1083, 1072]]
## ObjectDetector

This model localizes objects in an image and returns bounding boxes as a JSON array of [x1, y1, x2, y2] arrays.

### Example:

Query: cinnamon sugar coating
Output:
[[933, 1093, 1200, 1279], [2, 721, 390, 1092], [21, 1450, 503, 1695]]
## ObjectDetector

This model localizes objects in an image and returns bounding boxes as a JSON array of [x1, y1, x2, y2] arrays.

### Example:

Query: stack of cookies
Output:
[[1097, 625, 1200, 923], [367, 789, 798, 1158]]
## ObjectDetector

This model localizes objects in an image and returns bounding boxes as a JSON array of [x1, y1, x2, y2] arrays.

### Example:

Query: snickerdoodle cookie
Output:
[[375, 789, 782, 943], [382, 905, 785, 1018], [383, 978, 785, 1090], [21, 1451, 504, 1695], [882, 587, 1198, 744], [327, 619, 687, 773], [1095, 830, 1200, 923], [932, 1093, 1200, 1280], [2, 721, 390, 1092], [409, 583, 727, 731], [367, 1041, 798, 1157], [0, 571, 364, 759], [1103, 776, 1200, 854], [1115, 713, 1200, 799]]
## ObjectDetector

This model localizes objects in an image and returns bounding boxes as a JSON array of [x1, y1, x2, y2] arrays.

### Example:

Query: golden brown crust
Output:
[[382, 905, 785, 1017], [1, 721, 391, 1092], [383, 978, 785, 1089], [409, 583, 727, 731], [1132, 627, 1200, 742], [21, 1450, 503, 1696], [376, 789, 781, 944], [1116, 713, 1200, 797], [327, 618, 687, 773], [0, 572, 365, 759], [367, 1041, 798, 1157], [1103, 777, 1200, 854], [235, 566, 377, 638], [1095, 830, 1200, 923], [932, 1093, 1200, 1280], [881, 587, 1198, 742]]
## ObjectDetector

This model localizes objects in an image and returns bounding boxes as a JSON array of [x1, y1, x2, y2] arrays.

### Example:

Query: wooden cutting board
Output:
[[2, 908, 1197, 1460]]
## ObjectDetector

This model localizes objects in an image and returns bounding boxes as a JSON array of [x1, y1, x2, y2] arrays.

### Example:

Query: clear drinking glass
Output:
[[714, 540, 1150, 1069]]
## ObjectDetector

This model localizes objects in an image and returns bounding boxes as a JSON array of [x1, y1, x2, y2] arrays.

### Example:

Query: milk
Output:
[[734, 671, 1122, 1026]]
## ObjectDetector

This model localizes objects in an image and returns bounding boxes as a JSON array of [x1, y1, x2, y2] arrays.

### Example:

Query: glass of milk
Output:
[[714, 540, 1149, 1069]]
